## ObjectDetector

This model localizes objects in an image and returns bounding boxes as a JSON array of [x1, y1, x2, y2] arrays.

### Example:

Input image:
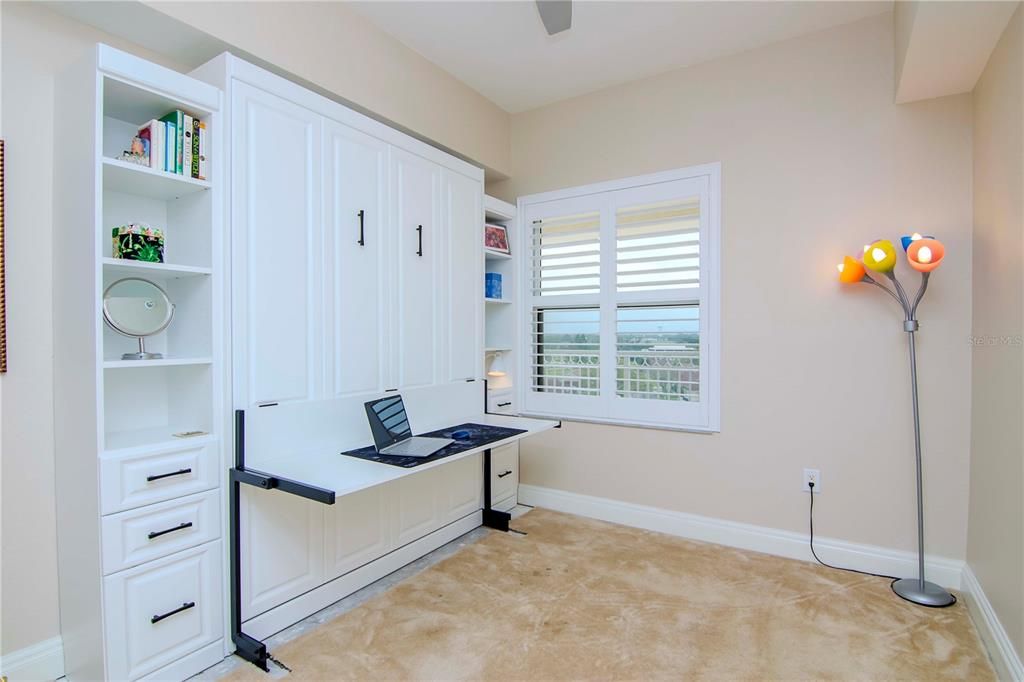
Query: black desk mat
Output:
[[340, 422, 526, 468]]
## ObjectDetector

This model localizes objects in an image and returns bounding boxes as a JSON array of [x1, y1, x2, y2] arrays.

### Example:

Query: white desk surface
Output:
[[246, 413, 559, 500]]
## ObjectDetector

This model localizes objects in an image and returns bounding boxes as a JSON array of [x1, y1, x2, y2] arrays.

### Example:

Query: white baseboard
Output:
[[518, 484, 964, 589], [0, 636, 64, 681], [962, 565, 1024, 681]]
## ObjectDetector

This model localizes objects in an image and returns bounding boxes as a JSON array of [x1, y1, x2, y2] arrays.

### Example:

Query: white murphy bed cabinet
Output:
[[53, 46, 227, 681], [52, 43, 509, 680], [190, 54, 491, 639]]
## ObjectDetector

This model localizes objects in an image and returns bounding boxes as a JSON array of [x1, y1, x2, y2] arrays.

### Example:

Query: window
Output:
[[520, 165, 720, 431]]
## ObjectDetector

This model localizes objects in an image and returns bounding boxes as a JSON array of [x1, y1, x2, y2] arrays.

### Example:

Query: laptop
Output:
[[364, 395, 454, 457]]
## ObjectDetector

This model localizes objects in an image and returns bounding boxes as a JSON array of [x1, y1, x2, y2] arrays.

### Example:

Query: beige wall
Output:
[[497, 13, 976, 560], [0, 2, 193, 656], [147, 1, 512, 178], [968, 4, 1024, 660]]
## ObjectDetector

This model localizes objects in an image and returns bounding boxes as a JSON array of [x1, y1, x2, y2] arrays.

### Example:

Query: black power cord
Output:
[[807, 482, 958, 607], [806, 481, 898, 580]]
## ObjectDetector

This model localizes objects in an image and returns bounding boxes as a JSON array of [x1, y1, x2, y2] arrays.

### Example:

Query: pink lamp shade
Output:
[[907, 238, 945, 272]]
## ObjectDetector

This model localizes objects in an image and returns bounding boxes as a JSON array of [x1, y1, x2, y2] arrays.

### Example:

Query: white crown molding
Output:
[[0, 636, 64, 682], [518, 484, 964, 589], [961, 565, 1024, 681]]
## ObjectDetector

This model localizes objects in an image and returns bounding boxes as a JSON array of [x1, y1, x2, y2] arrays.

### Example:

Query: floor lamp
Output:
[[836, 234, 955, 608]]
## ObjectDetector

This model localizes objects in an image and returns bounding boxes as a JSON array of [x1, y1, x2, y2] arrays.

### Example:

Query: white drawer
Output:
[[487, 390, 515, 415], [102, 490, 222, 575], [104, 541, 223, 681], [490, 442, 518, 504], [100, 440, 219, 515]]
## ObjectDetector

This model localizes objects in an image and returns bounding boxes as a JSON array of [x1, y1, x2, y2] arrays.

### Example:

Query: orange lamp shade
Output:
[[907, 238, 945, 272], [837, 256, 866, 283], [862, 239, 897, 273]]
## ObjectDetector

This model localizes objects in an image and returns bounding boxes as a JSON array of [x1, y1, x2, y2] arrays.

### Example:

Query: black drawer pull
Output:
[[497, 470, 513, 478], [416, 224, 423, 256], [497, 402, 512, 407], [146, 468, 192, 482], [151, 601, 195, 624], [357, 209, 365, 246], [148, 522, 193, 540]]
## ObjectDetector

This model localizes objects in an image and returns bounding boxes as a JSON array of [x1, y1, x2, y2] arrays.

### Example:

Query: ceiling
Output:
[[350, 1, 892, 113]]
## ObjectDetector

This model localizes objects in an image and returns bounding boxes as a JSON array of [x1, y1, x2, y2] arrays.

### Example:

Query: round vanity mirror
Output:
[[102, 277, 175, 360]]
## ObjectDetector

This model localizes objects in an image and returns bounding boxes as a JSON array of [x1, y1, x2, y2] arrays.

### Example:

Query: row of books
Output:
[[137, 110, 208, 180]]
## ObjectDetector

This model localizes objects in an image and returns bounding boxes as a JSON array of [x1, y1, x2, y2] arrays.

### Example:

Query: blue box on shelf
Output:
[[485, 272, 502, 300]]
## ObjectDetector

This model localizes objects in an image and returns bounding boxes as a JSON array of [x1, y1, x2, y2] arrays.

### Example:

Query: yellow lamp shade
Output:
[[837, 256, 866, 283], [907, 238, 945, 272], [862, 239, 897, 273]]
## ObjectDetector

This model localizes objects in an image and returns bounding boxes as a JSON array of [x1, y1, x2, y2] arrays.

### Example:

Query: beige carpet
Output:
[[226, 509, 994, 681]]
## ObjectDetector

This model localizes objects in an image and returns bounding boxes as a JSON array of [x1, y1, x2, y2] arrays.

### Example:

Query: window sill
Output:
[[518, 411, 719, 434]]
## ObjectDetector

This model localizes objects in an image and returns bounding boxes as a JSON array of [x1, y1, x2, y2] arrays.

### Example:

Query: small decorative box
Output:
[[485, 272, 502, 299], [112, 224, 165, 263]]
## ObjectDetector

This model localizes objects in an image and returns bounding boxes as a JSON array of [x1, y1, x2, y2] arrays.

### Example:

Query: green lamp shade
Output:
[[862, 239, 897, 273]]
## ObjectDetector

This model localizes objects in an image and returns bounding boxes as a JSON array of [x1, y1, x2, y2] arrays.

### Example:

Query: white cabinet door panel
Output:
[[233, 81, 322, 407], [443, 170, 483, 382], [324, 120, 390, 398], [444, 453, 483, 524], [393, 467, 441, 546], [391, 148, 442, 389], [324, 484, 393, 579], [241, 486, 324, 620]]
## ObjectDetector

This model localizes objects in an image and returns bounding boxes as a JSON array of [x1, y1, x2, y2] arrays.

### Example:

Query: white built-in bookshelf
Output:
[[53, 45, 226, 680], [484, 196, 517, 397]]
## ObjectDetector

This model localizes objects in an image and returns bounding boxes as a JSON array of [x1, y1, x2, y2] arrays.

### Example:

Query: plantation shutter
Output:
[[531, 211, 601, 297], [615, 197, 700, 293]]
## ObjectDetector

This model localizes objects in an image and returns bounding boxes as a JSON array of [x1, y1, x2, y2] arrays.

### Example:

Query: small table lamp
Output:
[[836, 233, 955, 608]]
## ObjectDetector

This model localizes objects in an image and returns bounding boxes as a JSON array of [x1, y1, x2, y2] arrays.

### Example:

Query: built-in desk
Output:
[[247, 413, 556, 499], [229, 407, 558, 670]]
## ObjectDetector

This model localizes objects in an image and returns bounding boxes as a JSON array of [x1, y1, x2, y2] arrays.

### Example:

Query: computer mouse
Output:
[[451, 429, 471, 440]]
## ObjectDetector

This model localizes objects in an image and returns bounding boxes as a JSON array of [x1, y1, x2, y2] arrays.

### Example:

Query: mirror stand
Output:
[[122, 336, 163, 361]]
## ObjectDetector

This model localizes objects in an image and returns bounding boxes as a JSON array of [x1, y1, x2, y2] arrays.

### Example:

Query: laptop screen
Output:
[[365, 395, 413, 451]]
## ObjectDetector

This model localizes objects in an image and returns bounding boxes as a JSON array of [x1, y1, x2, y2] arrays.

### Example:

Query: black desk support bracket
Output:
[[230, 410, 335, 672]]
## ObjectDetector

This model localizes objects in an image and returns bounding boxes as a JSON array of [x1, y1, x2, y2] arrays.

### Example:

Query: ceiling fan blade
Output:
[[536, 0, 572, 35]]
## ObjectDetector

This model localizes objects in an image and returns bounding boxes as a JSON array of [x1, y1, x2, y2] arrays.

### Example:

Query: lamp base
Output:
[[891, 578, 956, 607]]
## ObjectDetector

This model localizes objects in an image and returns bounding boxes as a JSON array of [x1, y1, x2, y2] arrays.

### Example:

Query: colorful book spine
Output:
[[198, 121, 207, 180], [163, 120, 175, 173], [159, 110, 184, 174], [191, 117, 201, 179], [182, 114, 193, 178]]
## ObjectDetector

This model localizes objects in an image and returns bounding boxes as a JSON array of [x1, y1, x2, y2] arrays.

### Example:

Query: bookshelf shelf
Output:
[[102, 357, 213, 369], [102, 156, 210, 200], [485, 249, 513, 261], [102, 425, 216, 454], [102, 258, 212, 279]]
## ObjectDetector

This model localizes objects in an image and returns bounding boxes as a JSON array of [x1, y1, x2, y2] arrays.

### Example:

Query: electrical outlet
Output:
[[803, 468, 821, 493]]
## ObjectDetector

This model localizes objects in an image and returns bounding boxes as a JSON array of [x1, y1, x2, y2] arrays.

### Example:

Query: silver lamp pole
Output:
[[862, 269, 955, 607]]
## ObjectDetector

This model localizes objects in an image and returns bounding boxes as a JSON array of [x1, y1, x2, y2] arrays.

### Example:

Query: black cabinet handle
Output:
[[146, 468, 192, 482], [497, 402, 512, 407], [497, 470, 513, 478], [148, 522, 193, 540], [416, 224, 423, 257], [151, 601, 195, 624], [357, 209, 365, 246]]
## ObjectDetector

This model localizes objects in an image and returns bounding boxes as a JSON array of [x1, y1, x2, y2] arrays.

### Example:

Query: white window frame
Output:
[[517, 163, 721, 433]]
